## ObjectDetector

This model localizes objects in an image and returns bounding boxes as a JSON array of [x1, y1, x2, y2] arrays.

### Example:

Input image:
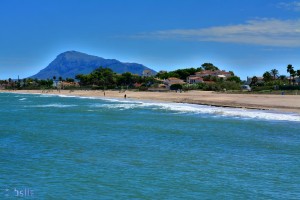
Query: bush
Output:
[[251, 85, 274, 91], [279, 85, 300, 90], [170, 84, 183, 90], [182, 82, 241, 91], [182, 84, 199, 91]]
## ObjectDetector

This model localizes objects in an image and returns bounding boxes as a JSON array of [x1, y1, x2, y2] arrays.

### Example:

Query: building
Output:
[[186, 75, 204, 84], [195, 70, 232, 79], [246, 76, 264, 85], [288, 76, 300, 85], [158, 70, 168, 74], [142, 69, 153, 77], [163, 77, 185, 88], [55, 81, 80, 88], [186, 70, 232, 83]]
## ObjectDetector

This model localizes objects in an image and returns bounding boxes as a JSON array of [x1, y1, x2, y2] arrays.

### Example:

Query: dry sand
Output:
[[2, 89, 300, 114]]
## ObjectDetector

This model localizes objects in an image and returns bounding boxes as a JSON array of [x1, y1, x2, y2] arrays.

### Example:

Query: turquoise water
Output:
[[0, 92, 299, 199]]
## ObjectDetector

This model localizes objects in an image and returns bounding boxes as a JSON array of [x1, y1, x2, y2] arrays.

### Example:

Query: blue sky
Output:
[[0, 0, 299, 79]]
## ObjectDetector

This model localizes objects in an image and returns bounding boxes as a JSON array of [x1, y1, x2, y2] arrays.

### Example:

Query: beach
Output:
[[3, 89, 300, 114]]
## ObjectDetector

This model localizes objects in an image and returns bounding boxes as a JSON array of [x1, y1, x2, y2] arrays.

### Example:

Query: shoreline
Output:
[[2, 89, 300, 114]]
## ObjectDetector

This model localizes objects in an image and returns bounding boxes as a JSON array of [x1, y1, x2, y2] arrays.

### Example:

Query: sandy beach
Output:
[[2, 89, 300, 114]]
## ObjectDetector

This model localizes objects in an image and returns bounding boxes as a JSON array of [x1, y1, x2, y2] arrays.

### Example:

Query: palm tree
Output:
[[287, 64, 294, 85], [270, 69, 279, 80]]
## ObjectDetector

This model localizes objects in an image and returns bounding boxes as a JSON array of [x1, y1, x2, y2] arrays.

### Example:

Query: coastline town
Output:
[[1, 63, 299, 94]]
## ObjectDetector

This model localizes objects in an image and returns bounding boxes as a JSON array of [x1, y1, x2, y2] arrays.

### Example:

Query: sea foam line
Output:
[[25, 103, 77, 108], [94, 99, 300, 122]]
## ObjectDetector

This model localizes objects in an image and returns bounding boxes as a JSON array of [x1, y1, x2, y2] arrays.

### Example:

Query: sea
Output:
[[0, 92, 299, 199]]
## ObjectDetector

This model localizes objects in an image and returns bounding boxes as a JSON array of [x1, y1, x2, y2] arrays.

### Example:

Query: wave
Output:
[[91, 99, 300, 122], [25, 104, 77, 108]]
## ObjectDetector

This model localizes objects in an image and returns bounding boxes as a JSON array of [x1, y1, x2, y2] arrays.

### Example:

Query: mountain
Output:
[[30, 51, 156, 79]]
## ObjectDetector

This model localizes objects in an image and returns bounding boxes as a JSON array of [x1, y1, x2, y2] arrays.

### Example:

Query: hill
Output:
[[30, 51, 156, 79]]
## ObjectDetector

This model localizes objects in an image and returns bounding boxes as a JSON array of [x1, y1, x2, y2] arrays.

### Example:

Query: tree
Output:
[[270, 69, 279, 80], [287, 64, 294, 85], [263, 71, 272, 82], [58, 76, 63, 81], [23, 78, 27, 87], [170, 84, 183, 90], [201, 63, 219, 71], [279, 75, 286, 81], [66, 78, 74, 82], [226, 76, 241, 83], [250, 76, 258, 86], [53, 76, 56, 81], [117, 72, 135, 86]]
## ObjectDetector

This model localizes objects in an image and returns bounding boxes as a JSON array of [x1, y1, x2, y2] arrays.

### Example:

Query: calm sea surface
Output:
[[0, 92, 299, 199]]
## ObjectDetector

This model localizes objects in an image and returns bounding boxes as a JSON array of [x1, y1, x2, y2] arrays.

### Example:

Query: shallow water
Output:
[[0, 93, 299, 199]]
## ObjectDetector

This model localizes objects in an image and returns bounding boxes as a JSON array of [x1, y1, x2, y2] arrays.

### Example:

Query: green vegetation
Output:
[[156, 67, 202, 80], [170, 84, 183, 90], [1, 63, 299, 94], [0, 78, 53, 90], [155, 63, 220, 80], [75, 67, 159, 90], [249, 64, 300, 93], [183, 80, 241, 91]]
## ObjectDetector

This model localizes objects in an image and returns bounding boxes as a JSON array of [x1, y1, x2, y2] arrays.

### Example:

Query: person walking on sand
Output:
[[124, 94, 126, 99]]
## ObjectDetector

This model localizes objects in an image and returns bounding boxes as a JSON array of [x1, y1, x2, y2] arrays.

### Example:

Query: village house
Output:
[[195, 70, 232, 79], [55, 81, 80, 89], [142, 69, 153, 77], [296, 76, 300, 85], [186, 70, 232, 83], [246, 76, 264, 85], [158, 70, 168, 74], [163, 77, 185, 89], [287, 76, 300, 85], [186, 75, 204, 84]]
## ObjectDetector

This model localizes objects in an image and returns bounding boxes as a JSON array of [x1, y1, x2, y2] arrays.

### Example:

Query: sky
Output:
[[0, 0, 299, 80]]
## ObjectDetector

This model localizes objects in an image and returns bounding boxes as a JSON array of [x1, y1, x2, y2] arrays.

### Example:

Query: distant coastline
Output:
[[2, 89, 300, 114]]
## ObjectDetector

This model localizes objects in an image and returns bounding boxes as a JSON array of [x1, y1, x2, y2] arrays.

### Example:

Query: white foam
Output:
[[19, 98, 27, 101], [25, 104, 77, 108], [91, 100, 300, 122], [38, 94, 57, 97]]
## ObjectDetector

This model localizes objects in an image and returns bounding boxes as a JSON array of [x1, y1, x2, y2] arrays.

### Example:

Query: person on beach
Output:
[[104, 91, 105, 96], [124, 94, 126, 99]]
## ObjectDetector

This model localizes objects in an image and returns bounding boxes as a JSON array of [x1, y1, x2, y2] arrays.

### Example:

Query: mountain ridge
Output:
[[30, 51, 156, 79]]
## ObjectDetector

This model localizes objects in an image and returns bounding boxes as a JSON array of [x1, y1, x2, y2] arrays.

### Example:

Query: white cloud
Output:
[[133, 18, 300, 47], [277, 1, 300, 11]]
